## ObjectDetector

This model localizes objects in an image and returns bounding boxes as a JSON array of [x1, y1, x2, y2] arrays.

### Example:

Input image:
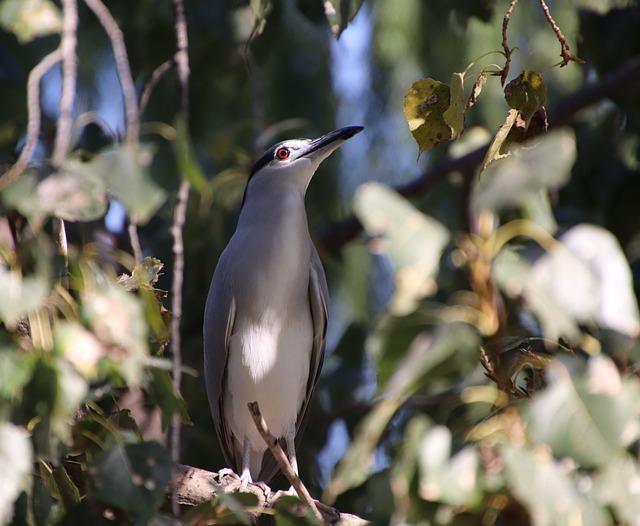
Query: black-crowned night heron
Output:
[[204, 126, 363, 484]]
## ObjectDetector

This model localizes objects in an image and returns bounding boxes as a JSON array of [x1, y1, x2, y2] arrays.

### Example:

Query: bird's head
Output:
[[242, 126, 363, 205]]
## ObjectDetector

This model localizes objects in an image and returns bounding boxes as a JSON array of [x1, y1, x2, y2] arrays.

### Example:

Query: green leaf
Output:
[[90, 441, 171, 524], [324, 322, 479, 504], [594, 455, 640, 525], [466, 71, 487, 111], [353, 182, 450, 315], [118, 257, 164, 292], [504, 70, 547, 126], [0, 422, 33, 525], [474, 129, 576, 212], [480, 108, 518, 170], [2, 162, 108, 222], [0, 266, 49, 329], [418, 426, 482, 507], [81, 284, 149, 387], [443, 72, 465, 140], [526, 357, 639, 468], [404, 78, 452, 156], [91, 144, 166, 225], [533, 224, 640, 338], [324, 0, 365, 38], [503, 445, 608, 526], [0, 0, 61, 43], [173, 116, 208, 192], [0, 348, 35, 400]]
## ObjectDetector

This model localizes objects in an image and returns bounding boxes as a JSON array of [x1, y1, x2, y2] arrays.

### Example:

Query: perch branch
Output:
[[248, 401, 324, 524], [0, 50, 62, 191]]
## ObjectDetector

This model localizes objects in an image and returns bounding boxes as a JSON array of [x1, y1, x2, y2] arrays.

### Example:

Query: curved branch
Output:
[[83, 0, 140, 143], [0, 50, 62, 191], [318, 54, 640, 254]]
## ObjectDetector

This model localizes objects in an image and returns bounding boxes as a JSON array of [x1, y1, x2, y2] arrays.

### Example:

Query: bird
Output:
[[204, 125, 364, 484]]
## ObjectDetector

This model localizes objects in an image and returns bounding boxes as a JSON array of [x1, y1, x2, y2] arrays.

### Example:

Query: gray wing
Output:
[[257, 244, 329, 483], [203, 263, 240, 473]]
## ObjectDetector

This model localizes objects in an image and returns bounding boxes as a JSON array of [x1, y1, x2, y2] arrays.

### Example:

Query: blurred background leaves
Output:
[[1, 0, 640, 524]]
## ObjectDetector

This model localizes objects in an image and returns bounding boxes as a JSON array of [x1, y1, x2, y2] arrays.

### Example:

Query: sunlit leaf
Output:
[[91, 144, 166, 225], [480, 108, 518, 170], [443, 72, 465, 140], [0, 422, 33, 524], [418, 426, 481, 507], [81, 283, 149, 387], [118, 257, 164, 292], [493, 246, 580, 343], [0, 0, 61, 43], [533, 224, 640, 338], [404, 78, 452, 156], [54, 322, 105, 381], [527, 357, 639, 468], [90, 441, 171, 523], [2, 162, 108, 222], [324, 0, 365, 38], [0, 266, 49, 329], [594, 455, 640, 525], [353, 182, 450, 315], [0, 348, 35, 399], [503, 445, 608, 526]]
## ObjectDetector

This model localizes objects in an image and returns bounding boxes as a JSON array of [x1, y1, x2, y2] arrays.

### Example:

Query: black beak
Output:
[[301, 126, 364, 158]]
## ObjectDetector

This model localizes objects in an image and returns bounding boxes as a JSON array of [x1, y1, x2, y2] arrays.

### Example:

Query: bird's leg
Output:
[[240, 436, 253, 488]]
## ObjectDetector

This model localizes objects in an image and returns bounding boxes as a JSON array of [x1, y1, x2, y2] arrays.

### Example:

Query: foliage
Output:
[[1, 0, 640, 524]]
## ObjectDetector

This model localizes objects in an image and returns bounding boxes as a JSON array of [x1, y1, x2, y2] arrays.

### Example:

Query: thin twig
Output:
[[83, 0, 140, 143], [169, 0, 191, 520], [169, 179, 189, 520], [247, 402, 325, 524], [500, 0, 518, 86], [52, 0, 79, 281], [0, 50, 62, 191], [538, 0, 584, 67], [128, 222, 143, 262], [52, 0, 78, 167], [139, 59, 175, 116]]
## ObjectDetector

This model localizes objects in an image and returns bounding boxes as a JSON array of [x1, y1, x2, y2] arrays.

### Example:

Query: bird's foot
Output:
[[216, 468, 243, 492], [271, 486, 298, 501]]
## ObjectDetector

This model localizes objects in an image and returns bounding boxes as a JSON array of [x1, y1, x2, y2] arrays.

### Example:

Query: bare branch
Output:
[[128, 222, 143, 262], [247, 402, 325, 524], [83, 0, 140, 143], [139, 59, 175, 116], [169, 0, 191, 520], [0, 50, 62, 191], [538, 0, 585, 67], [52, 0, 78, 167]]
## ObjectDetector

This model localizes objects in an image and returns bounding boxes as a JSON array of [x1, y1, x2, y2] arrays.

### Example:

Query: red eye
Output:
[[276, 147, 290, 160]]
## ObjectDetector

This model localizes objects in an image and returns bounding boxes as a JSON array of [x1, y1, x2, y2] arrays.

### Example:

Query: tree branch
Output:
[[169, 0, 191, 520], [0, 50, 62, 191], [318, 54, 640, 254], [83, 0, 140, 144]]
